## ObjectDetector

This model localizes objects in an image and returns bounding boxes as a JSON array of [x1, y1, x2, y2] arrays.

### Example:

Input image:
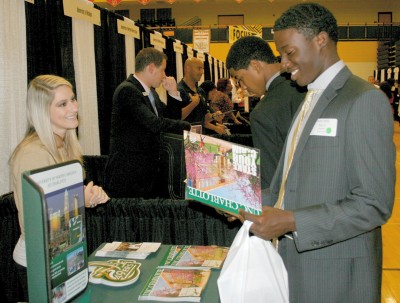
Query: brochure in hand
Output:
[[162, 245, 229, 269], [183, 130, 262, 216], [138, 267, 211, 302], [95, 242, 161, 259]]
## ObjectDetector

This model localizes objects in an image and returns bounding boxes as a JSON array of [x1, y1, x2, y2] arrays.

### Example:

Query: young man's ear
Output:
[[249, 60, 261, 73], [316, 31, 329, 49]]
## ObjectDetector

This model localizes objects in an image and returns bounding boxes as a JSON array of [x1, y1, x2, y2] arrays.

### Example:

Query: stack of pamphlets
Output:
[[138, 245, 229, 302], [95, 242, 161, 259], [161, 245, 229, 269]]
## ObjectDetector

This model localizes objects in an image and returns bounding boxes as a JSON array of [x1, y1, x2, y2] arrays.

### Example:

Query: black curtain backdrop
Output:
[[204, 53, 211, 81], [98, 12, 127, 154], [136, 26, 144, 54], [25, 0, 57, 82], [0, 193, 21, 302], [93, 6, 114, 156], [165, 37, 177, 79], [46, 0, 75, 89], [142, 27, 153, 48], [211, 57, 216, 83], [217, 59, 221, 80], [182, 44, 189, 67]]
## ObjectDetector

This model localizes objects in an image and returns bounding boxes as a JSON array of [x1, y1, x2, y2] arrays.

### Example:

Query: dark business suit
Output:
[[266, 67, 396, 302], [250, 73, 306, 189], [104, 74, 191, 198]]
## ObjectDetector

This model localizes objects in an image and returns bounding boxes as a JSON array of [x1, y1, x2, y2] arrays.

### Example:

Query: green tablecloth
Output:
[[73, 245, 221, 303]]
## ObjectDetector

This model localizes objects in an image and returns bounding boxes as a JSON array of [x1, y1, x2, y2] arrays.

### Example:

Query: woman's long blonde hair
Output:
[[10, 75, 82, 165]]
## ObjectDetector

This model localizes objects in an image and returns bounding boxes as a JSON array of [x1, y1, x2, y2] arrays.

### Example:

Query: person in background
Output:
[[199, 80, 217, 105], [387, 78, 398, 120], [240, 3, 395, 302], [380, 81, 394, 115], [207, 110, 231, 135], [209, 78, 242, 125], [9, 75, 110, 301], [197, 80, 229, 135], [174, 57, 208, 129], [199, 80, 227, 135], [104, 47, 191, 198], [226, 36, 306, 189]]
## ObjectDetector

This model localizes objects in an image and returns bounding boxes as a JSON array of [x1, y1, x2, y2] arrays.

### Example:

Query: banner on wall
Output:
[[228, 25, 262, 44], [193, 29, 210, 53]]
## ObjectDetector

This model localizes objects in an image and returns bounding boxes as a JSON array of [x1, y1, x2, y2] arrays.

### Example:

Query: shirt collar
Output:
[[266, 71, 281, 91], [308, 60, 345, 90], [134, 74, 151, 95]]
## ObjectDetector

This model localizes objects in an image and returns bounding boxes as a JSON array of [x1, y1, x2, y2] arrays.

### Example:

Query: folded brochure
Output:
[[138, 267, 211, 302], [161, 245, 229, 269]]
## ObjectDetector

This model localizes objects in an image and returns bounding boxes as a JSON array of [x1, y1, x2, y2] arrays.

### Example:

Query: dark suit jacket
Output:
[[265, 67, 396, 302], [250, 74, 306, 189], [104, 74, 191, 198]]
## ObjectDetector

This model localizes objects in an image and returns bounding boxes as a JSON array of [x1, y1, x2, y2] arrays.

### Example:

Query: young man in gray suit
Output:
[[241, 3, 395, 302], [226, 36, 306, 189]]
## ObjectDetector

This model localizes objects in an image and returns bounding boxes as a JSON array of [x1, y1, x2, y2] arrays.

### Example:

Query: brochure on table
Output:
[[184, 130, 262, 216], [22, 160, 88, 303]]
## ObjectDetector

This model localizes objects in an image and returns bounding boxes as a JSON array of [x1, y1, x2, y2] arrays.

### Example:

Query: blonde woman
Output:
[[9, 75, 109, 300]]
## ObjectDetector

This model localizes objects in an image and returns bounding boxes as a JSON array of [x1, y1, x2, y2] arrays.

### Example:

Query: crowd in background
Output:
[[370, 76, 400, 121]]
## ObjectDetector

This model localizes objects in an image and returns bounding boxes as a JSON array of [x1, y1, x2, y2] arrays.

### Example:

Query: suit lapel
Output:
[[290, 67, 352, 166]]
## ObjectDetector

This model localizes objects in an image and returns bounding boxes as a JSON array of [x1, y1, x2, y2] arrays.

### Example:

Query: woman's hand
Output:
[[84, 181, 110, 208]]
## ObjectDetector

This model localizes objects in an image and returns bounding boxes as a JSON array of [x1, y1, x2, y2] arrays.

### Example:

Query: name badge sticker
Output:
[[310, 118, 337, 137]]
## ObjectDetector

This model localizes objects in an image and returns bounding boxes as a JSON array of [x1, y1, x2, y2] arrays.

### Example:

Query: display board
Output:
[[22, 160, 88, 303]]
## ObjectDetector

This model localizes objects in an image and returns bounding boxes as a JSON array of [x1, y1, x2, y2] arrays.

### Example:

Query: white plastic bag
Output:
[[218, 220, 289, 303]]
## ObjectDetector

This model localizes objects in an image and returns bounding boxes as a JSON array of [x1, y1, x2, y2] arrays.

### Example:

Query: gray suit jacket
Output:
[[265, 67, 396, 302]]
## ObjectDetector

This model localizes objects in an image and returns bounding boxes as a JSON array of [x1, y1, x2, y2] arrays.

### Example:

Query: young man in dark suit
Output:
[[241, 3, 395, 302], [104, 47, 191, 198], [226, 36, 306, 189]]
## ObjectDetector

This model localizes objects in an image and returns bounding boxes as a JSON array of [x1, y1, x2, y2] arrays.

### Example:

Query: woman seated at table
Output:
[[204, 110, 231, 135], [9, 75, 110, 301], [210, 78, 241, 125]]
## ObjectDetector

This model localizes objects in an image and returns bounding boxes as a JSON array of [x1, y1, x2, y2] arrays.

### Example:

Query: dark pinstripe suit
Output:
[[250, 73, 306, 189], [265, 67, 396, 302]]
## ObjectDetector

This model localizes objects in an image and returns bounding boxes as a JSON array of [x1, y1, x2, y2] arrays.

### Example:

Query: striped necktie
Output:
[[272, 89, 319, 248]]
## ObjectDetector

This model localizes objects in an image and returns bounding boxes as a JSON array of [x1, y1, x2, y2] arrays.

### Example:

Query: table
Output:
[[73, 245, 221, 303]]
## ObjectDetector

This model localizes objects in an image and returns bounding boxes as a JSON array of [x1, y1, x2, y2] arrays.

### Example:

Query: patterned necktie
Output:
[[272, 89, 319, 248], [149, 89, 158, 116]]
